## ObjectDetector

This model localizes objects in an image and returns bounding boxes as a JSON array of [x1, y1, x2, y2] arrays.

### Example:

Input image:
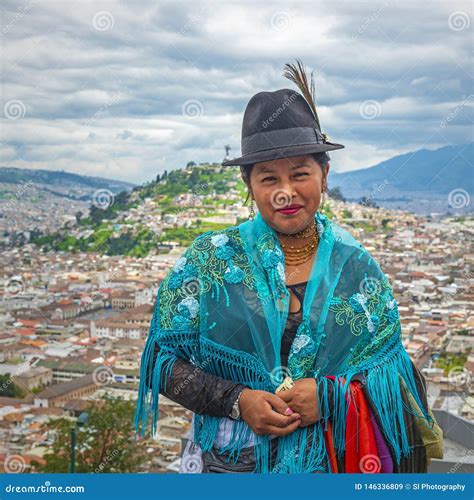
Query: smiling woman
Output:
[[239, 152, 330, 233], [134, 59, 443, 473]]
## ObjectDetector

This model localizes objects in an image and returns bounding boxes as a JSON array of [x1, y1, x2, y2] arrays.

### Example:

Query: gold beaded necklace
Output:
[[275, 220, 319, 265]]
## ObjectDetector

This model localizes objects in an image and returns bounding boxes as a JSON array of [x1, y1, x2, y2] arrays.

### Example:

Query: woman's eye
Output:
[[261, 173, 308, 182]]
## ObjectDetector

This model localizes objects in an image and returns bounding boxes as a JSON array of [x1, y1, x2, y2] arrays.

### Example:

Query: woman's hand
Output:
[[239, 388, 302, 437], [275, 378, 319, 427]]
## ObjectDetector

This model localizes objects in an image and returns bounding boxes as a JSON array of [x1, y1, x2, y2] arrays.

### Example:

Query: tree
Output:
[[342, 209, 352, 219], [328, 186, 345, 202], [189, 169, 200, 186], [75, 211, 83, 224], [359, 196, 379, 209], [38, 395, 147, 473], [0, 375, 25, 398]]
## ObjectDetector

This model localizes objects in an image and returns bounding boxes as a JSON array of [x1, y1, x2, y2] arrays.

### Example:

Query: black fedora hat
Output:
[[222, 60, 344, 167]]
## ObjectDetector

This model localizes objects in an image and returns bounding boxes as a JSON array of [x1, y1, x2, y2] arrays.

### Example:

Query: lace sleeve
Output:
[[146, 342, 249, 418]]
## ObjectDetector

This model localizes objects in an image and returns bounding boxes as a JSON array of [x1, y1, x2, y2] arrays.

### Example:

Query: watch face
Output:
[[231, 402, 240, 419]]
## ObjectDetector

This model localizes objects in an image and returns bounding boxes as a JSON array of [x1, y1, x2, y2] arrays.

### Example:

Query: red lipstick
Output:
[[276, 205, 302, 215]]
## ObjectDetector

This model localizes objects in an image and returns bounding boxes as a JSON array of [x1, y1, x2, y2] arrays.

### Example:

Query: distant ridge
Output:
[[0, 166, 135, 192], [329, 143, 473, 213]]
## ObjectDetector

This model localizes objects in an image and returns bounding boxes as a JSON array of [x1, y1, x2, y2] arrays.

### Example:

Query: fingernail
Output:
[[285, 407, 294, 415]]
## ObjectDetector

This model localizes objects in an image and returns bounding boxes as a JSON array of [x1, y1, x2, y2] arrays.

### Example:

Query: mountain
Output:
[[329, 143, 473, 213], [0, 167, 135, 199]]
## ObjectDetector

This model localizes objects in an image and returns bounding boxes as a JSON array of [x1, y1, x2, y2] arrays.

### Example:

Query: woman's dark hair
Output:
[[240, 152, 330, 205]]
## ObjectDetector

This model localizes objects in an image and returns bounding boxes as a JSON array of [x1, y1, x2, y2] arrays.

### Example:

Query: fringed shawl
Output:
[[134, 210, 435, 473]]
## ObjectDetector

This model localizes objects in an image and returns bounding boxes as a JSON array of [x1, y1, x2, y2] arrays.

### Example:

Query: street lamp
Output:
[[69, 411, 89, 473]]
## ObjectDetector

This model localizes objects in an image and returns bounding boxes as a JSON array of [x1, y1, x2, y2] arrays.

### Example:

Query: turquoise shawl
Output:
[[134, 210, 433, 473]]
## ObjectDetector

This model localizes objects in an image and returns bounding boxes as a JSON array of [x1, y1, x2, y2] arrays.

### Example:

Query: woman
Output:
[[134, 60, 443, 473]]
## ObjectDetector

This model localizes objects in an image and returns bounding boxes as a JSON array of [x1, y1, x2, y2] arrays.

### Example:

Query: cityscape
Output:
[[0, 162, 472, 473]]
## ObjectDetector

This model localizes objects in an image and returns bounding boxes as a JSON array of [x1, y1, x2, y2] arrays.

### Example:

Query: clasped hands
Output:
[[238, 378, 320, 437]]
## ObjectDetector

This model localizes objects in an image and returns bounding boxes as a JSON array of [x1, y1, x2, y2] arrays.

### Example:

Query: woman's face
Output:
[[244, 154, 329, 234]]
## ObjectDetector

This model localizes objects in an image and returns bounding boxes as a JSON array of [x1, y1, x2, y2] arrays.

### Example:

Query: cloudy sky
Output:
[[1, 0, 472, 183]]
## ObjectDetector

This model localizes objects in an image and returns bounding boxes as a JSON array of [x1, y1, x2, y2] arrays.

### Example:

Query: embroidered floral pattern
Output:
[[328, 273, 398, 339], [261, 247, 283, 269], [224, 261, 245, 284], [177, 297, 200, 318], [169, 257, 198, 290], [287, 317, 326, 380], [159, 228, 257, 330]]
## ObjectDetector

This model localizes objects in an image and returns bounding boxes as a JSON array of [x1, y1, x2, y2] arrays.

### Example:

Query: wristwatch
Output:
[[229, 388, 245, 420]]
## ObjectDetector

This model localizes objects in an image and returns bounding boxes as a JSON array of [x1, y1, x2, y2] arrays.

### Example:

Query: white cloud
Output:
[[1, 0, 472, 183]]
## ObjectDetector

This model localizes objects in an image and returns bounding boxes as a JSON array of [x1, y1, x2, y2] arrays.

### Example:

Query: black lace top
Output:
[[145, 282, 310, 417]]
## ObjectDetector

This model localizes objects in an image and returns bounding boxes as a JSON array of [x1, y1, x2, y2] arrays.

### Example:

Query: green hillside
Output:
[[31, 163, 250, 256]]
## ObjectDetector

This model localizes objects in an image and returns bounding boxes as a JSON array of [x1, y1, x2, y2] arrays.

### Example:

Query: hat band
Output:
[[241, 127, 324, 155]]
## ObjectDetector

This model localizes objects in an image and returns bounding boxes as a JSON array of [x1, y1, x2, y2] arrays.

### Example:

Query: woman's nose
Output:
[[279, 183, 297, 197]]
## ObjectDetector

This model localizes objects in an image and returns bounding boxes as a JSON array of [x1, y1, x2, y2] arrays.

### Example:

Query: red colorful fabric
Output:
[[323, 376, 382, 473]]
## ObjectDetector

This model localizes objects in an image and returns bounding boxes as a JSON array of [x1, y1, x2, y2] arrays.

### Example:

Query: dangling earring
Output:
[[249, 198, 255, 220], [319, 190, 326, 212]]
